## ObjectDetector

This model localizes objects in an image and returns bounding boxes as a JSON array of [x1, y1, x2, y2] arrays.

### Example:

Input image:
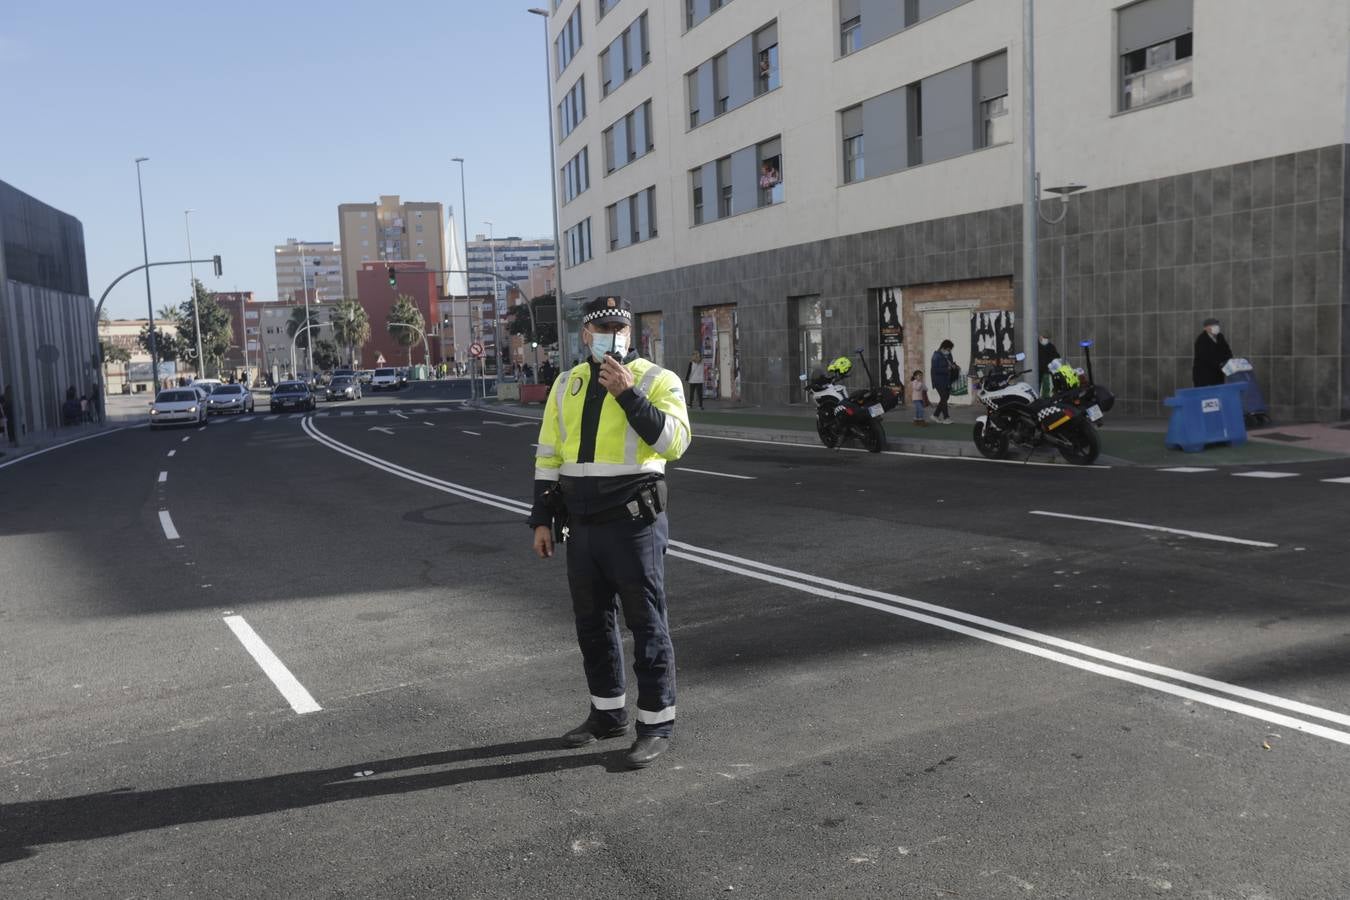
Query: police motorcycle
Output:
[[800, 349, 900, 453], [1046, 339, 1115, 427], [971, 350, 1102, 465]]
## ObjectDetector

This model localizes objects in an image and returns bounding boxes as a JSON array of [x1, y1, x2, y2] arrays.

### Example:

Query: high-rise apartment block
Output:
[[338, 196, 448, 300], [467, 236, 557, 309], [544, 0, 1350, 421], [274, 239, 344, 305]]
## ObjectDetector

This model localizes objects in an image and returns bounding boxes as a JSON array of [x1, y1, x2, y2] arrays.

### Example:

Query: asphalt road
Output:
[[2, 391, 1349, 899]]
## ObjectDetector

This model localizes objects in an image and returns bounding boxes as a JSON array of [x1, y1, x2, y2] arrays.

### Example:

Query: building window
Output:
[[840, 15, 861, 55], [555, 3, 584, 76], [981, 95, 1010, 146], [757, 137, 782, 207], [598, 0, 619, 21], [976, 51, 1011, 148], [1119, 2, 1193, 113], [558, 75, 587, 139], [415, 224, 424, 232], [716, 157, 732, 217], [687, 0, 731, 30], [841, 105, 864, 183], [564, 218, 593, 267], [754, 22, 779, 95], [561, 146, 591, 203], [605, 186, 657, 251], [687, 71, 700, 127], [713, 52, 729, 114], [600, 12, 650, 99], [691, 172, 704, 225]]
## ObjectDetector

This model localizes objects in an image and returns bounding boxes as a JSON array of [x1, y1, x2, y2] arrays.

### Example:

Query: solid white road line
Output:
[[365, 411, 378, 416], [289, 413, 304, 419], [1233, 471, 1300, 479], [674, 467, 756, 480], [1029, 510, 1277, 548], [302, 419, 1350, 745], [238, 416, 255, 422], [158, 471, 168, 483], [462, 430, 482, 436], [1160, 467, 1217, 473], [166, 450, 176, 458], [1322, 477, 1350, 484], [222, 616, 322, 715], [394, 412, 409, 420], [0, 425, 134, 471], [424, 421, 435, 426], [693, 432, 1109, 468], [158, 510, 180, 540]]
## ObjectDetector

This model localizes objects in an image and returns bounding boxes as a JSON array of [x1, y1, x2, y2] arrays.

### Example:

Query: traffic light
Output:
[[442, 314, 451, 328], [387, 265, 397, 286], [212, 255, 223, 277]]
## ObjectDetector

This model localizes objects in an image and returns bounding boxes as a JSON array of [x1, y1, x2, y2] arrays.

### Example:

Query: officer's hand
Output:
[[532, 525, 554, 559], [598, 354, 634, 397]]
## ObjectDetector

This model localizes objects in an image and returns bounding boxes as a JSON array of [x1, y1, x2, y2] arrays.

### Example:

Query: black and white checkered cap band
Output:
[[582, 308, 632, 325]]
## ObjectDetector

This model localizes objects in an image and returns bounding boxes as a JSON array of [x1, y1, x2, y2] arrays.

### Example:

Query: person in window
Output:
[[759, 161, 780, 190], [1192, 318, 1233, 388]]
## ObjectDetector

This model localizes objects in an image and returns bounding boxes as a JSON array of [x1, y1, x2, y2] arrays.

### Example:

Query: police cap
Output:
[[582, 296, 633, 327]]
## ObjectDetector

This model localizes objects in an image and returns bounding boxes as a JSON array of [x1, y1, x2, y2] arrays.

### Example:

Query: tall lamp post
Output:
[[527, 7, 568, 365], [134, 157, 158, 387], [1038, 178, 1088, 357], [183, 209, 205, 378], [484, 220, 506, 377], [298, 242, 315, 376], [451, 156, 472, 395]]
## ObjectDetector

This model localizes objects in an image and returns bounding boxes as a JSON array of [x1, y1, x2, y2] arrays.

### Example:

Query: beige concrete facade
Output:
[[99, 319, 186, 393], [275, 239, 344, 306], [338, 196, 448, 301]]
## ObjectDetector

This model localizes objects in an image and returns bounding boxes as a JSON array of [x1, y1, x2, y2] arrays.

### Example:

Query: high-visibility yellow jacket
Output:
[[534, 356, 691, 484]]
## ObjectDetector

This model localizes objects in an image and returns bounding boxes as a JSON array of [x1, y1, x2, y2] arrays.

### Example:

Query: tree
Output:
[[311, 339, 342, 371], [156, 304, 181, 324], [331, 299, 371, 366], [174, 281, 233, 377], [285, 306, 320, 351], [101, 341, 131, 365], [137, 323, 181, 367], [386, 295, 425, 366]]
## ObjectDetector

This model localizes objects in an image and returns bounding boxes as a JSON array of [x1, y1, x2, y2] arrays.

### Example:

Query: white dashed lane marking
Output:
[[158, 510, 180, 541], [1029, 510, 1278, 549], [1160, 467, 1217, 473], [1233, 471, 1301, 479], [1323, 477, 1350, 484], [158, 471, 167, 483]]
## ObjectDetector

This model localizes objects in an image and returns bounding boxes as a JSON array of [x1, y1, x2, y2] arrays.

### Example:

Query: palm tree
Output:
[[331, 299, 371, 366], [386, 295, 425, 367]]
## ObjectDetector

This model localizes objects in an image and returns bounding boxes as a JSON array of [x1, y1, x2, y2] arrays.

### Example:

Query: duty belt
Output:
[[569, 481, 667, 527]]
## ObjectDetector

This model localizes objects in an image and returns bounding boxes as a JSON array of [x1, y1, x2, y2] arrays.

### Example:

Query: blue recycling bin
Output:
[[1164, 383, 1249, 453]]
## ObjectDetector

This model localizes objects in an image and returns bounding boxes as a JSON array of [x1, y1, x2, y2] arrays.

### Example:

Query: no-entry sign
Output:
[[469, 342, 485, 358]]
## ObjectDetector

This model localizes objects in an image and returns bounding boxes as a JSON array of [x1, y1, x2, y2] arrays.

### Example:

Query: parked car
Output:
[[327, 375, 362, 401], [371, 367, 401, 391], [208, 383, 255, 415], [191, 378, 223, 394], [357, 370, 374, 385], [149, 388, 208, 428], [269, 380, 316, 413]]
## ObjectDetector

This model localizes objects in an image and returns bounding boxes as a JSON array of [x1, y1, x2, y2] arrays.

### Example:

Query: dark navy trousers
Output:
[[565, 511, 676, 738]]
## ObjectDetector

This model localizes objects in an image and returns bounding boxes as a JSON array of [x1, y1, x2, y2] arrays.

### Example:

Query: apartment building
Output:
[[255, 299, 337, 380], [543, 0, 1350, 420], [337, 196, 448, 301], [274, 239, 344, 306], [466, 236, 557, 311]]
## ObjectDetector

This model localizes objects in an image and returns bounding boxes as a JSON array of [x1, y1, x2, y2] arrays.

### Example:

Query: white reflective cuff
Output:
[[591, 693, 626, 711], [636, 705, 676, 725], [651, 416, 677, 455], [535, 444, 556, 458], [535, 467, 561, 482]]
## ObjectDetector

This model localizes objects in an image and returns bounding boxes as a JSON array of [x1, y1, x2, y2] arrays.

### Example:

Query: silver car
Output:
[[326, 375, 362, 401], [208, 383, 255, 415]]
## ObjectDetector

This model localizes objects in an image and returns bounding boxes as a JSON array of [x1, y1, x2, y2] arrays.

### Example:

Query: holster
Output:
[[542, 483, 570, 543]]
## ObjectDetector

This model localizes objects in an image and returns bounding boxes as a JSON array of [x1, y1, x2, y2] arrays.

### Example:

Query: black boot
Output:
[[562, 714, 629, 748], [624, 735, 671, 769]]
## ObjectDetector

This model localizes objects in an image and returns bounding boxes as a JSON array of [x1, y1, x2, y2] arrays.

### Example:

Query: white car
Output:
[[370, 367, 401, 391], [149, 388, 208, 428], [208, 383, 255, 415]]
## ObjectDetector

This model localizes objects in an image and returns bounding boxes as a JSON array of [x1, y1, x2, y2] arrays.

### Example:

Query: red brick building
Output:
[[355, 261, 441, 368]]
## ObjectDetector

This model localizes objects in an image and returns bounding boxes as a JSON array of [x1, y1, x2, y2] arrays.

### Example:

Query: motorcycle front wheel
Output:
[[860, 420, 887, 453], [972, 420, 1009, 459], [1057, 420, 1101, 465]]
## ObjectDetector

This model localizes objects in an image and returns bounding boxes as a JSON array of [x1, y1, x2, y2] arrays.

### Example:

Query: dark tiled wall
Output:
[[573, 146, 1346, 420]]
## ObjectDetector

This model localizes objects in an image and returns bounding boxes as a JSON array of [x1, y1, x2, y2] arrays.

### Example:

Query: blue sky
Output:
[[0, 1, 555, 318]]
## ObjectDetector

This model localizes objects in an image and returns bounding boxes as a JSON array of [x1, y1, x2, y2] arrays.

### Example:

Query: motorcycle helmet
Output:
[[826, 356, 853, 377]]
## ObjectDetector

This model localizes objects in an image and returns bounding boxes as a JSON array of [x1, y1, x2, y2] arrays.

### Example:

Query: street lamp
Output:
[[484, 219, 507, 378], [298, 242, 314, 376], [528, 7, 569, 366], [184, 209, 205, 378], [1039, 179, 1088, 352], [134, 157, 158, 387], [451, 156, 474, 397]]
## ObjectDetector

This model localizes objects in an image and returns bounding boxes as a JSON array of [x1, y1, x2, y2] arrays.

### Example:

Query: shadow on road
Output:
[[0, 737, 622, 865]]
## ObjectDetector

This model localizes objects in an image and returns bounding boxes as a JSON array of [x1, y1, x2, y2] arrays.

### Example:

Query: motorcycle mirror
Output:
[[855, 347, 865, 355], [1079, 339, 1094, 348], [798, 373, 808, 382], [1014, 351, 1027, 361]]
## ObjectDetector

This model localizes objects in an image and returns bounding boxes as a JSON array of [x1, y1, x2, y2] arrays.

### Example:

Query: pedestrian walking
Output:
[[685, 351, 705, 409], [1192, 318, 1233, 387], [930, 340, 959, 423], [909, 370, 929, 426], [529, 296, 692, 770]]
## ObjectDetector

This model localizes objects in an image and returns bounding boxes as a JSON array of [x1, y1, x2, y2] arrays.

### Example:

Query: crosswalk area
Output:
[[1161, 466, 1350, 484], [210, 405, 468, 425]]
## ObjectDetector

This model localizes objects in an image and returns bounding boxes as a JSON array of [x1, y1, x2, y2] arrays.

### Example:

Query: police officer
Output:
[[529, 296, 691, 769]]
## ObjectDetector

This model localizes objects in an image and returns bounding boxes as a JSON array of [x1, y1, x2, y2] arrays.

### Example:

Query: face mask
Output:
[[1207, 326, 1221, 336], [1039, 338, 1049, 346], [588, 331, 630, 362]]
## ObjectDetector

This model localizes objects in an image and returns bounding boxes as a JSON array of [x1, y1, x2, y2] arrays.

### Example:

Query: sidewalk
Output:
[[0, 395, 145, 467], [480, 394, 1350, 468]]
